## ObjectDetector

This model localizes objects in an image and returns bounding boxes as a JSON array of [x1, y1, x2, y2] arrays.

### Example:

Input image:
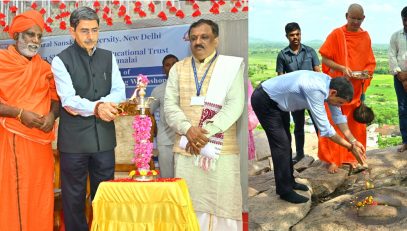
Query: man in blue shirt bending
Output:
[[251, 70, 365, 204]]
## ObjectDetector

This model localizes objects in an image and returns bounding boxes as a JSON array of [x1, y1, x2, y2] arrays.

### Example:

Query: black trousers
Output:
[[60, 150, 115, 231], [251, 86, 295, 195], [291, 109, 318, 156]]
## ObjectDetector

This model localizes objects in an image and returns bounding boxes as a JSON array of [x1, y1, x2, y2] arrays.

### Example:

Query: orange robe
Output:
[[0, 45, 58, 231], [318, 25, 376, 166]]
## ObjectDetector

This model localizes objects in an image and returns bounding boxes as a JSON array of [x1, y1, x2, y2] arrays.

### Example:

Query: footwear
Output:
[[280, 191, 309, 204], [397, 144, 407, 152], [293, 182, 309, 191], [293, 154, 305, 164]]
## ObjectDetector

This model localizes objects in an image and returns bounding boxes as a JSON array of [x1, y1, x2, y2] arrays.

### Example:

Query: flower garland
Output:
[[132, 114, 153, 170], [0, 0, 249, 33]]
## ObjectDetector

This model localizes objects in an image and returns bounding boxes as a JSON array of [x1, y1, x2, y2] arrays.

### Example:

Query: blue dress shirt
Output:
[[261, 70, 347, 137]]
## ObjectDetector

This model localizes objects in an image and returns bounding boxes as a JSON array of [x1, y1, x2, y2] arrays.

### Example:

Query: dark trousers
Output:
[[60, 150, 115, 231], [251, 86, 295, 195], [394, 77, 407, 144], [291, 109, 318, 156]]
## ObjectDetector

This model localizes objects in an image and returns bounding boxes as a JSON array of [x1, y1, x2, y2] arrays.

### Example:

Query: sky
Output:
[[249, 0, 406, 44]]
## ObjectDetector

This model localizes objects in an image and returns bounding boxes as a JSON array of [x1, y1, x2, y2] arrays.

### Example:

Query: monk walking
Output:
[[317, 4, 376, 173], [0, 10, 59, 231]]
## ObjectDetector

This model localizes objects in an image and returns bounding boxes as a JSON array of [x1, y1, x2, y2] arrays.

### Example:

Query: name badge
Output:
[[190, 96, 205, 106]]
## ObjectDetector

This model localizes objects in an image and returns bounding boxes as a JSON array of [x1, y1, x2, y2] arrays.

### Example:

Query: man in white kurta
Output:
[[150, 54, 178, 178], [164, 19, 245, 231]]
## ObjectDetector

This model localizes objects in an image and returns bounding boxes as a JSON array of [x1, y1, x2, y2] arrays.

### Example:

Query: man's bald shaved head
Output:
[[348, 3, 364, 14], [346, 3, 365, 32]]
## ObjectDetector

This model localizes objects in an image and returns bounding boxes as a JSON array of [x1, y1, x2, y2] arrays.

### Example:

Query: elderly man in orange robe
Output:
[[0, 10, 59, 231], [318, 3, 376, 173]]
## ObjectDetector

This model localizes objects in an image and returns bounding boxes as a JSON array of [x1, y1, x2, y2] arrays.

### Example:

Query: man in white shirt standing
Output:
[[150, 54, 178, 178], [389, 6, 407, 153], [164, 19, 245, 230]]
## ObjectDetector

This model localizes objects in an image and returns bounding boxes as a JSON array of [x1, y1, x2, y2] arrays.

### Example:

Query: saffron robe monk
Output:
[[0, 10, 59, 231], [318, 4, 376, 173]]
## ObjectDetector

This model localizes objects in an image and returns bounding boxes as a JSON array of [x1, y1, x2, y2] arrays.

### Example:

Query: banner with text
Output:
[[0, 24, 191, 97]]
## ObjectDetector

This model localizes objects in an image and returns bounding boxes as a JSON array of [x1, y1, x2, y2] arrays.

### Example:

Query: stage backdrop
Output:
[[0, 24, 191, 98]]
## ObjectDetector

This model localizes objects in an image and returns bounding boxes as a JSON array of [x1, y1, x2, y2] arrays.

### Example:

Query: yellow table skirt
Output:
[[91, 179, 200, 231]]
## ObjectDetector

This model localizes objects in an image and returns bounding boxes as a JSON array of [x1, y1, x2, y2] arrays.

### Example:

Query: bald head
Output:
[[348, 3, 364, 14], [346, 3, 365, 32]]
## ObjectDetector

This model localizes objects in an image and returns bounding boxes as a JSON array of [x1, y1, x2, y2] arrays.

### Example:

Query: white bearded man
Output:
[[164, 19, 245, 230]]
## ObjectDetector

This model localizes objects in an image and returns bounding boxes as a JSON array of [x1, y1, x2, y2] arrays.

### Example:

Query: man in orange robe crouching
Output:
[[318, 3, 376, 173], [0, 10, 59, 231]]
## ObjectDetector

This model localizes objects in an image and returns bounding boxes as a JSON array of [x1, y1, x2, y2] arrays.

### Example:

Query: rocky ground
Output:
[[249, 130, 407, 231]]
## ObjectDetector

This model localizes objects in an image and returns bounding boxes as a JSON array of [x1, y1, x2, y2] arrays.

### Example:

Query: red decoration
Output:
[[55, 14, 61, 20], [139, 10, 147, 18], [134, 6, 141, 13], [175, 10, 185, 19], [44, 24, 52, 33], [59, 21, 67, 30], [118, 11, 126, 17], [218, 0, 226, 5], [51, 0, 60, 4], [103, 13, 108, 19], [93, 1, 101, 8], [148, 2, 155, 13], [61, 11, 70, 18], [0, 21, 5, 27], [119, 5, 126, 13], [210, 6, 219, 14], [59, 3, 66, 10], [39, 8, 46, 15], [103, 6, 110, 14], [157, 11, 168, 21], [112, 0, 120, 6], [3, 0, 11, 4], [46, 17, 54, 24], [169, 6, 177, 13], [192, 3, 199, 10], [242, 6, 248, 12], [31, 2, 38, 10], [0, 13, 5, 19], [135, 1, 142, 8], [235, 1, 242, 8], [106, 18, 113, 26], [75, 1, 79, 8], [231, 6, 238, 13], [166, 0, 172, 7], [9, 5, 18, 13], [3, 25, 9, 32], [125, 20, 132, 25], [210, 2, 219, 14], [192, 9, 201, 17]]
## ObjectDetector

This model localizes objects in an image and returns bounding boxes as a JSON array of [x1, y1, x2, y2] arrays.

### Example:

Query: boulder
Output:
[[292, 187, 407, 231], [254, 130, 271, 161], [298, 161, 348, 198], [249, 158, 271, 176], [294, 155, 315, 172], [249, 187, 311, 231]]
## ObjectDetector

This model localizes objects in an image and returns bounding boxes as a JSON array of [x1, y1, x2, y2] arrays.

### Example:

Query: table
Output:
[[90, 178, 200, 231]]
